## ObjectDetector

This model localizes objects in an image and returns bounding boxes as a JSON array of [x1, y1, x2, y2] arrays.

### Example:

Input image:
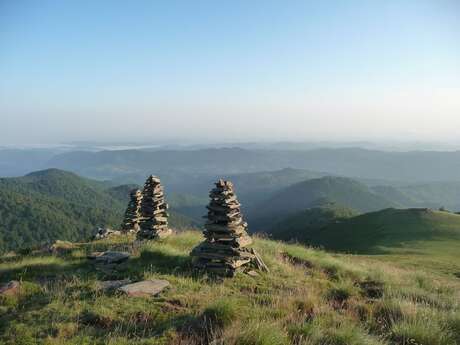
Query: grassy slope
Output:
[[302, 208, 460, 274], [1, 232, 459, 345], [269, 203, 360, 242]]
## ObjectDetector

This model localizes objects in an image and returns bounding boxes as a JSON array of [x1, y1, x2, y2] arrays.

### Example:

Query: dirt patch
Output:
[[79, 311, 115, 329], [358, 280, 384, 299]]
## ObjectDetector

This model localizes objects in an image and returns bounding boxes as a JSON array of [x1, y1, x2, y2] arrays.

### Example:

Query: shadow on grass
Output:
[[0, 259, 97, 283], [77, 302, 219, 344], [0, 292, 52, 339], [117, 248, 196, 279], [79, 308, 200, 340]]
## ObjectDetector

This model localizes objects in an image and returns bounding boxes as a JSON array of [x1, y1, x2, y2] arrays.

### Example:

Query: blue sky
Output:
[[1, 0, 459, 144]]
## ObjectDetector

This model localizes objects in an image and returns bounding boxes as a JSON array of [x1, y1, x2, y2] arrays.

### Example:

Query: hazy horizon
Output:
[[1, 1, 459, 145]]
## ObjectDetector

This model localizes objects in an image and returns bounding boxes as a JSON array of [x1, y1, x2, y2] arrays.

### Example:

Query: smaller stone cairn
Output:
[[191, 179, 268, 276], [121, 189, 143, 233], [137, 175, 172, 240]]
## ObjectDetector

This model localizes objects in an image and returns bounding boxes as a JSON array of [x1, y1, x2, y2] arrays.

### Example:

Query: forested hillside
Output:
[[0, 169, 195, 253]]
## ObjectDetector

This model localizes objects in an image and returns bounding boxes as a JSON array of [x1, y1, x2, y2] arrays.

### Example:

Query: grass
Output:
[[0, 231, 459, 344], [298, 208, 460, 275]]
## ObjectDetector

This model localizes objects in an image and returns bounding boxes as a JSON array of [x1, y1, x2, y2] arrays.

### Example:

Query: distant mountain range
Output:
[[3, 146, 460, 183], [46, 147, 460, 182]]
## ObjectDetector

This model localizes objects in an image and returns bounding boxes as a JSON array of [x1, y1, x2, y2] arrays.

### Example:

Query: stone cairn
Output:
[[137, 175, 172, 240], [121, 189, 142, 233], [191, 179, 268, 276]]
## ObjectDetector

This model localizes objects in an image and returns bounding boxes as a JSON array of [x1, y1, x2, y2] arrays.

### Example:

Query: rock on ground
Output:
[[0, 281, 20, 296], [88, 251, 130, 264], [93, 227, 122, 240], [118, 279, 170, 297]]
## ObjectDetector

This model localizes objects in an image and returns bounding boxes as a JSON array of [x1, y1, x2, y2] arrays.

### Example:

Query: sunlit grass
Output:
[[1, 231, 459, 344]]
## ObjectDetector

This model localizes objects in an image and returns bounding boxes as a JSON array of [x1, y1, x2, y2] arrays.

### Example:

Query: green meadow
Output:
[[1, 231, 459, 345]]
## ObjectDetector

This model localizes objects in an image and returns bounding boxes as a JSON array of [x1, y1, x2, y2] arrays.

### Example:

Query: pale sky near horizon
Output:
[[1, 0, 459, 145]]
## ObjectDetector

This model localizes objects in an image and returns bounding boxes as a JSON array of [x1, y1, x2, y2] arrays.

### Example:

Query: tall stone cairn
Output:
[[137, 175, 172, 240], [191, 179, 268, 276], [121, 189, 142, 233]]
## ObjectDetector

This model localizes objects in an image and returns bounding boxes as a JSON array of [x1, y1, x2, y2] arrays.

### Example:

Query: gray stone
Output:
[[118, 279, 170, 297], [88, 251, 130, 264], [93, 227, 122, 240]]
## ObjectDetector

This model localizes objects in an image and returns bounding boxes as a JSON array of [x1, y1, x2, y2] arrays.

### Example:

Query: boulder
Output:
[[118, 279, 170, 297], [0, 280, 20, 296]]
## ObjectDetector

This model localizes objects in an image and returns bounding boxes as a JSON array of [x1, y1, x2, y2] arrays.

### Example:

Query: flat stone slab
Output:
[[98, 279, 131, 291], [246, 270, 260, 277], [0, 280, 20, 296], [88, 251, 130, 264], [118, 279, 170, 297]]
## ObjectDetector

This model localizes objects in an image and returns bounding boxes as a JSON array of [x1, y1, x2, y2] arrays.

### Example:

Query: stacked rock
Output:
[[121, 189, 142, 233], [191, 179, 268, 276], [137, 175, 171, 239]]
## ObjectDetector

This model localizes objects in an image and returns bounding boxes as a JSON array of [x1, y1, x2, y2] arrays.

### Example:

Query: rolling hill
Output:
[[269, 202, 360, 242], [286, 207, 460, 273], [267, 206, 460, 276], [304, 208, 460, 253], [224, 168, 326, 206], [0, 169, 196, 253], [248, 176, 397, 229]]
